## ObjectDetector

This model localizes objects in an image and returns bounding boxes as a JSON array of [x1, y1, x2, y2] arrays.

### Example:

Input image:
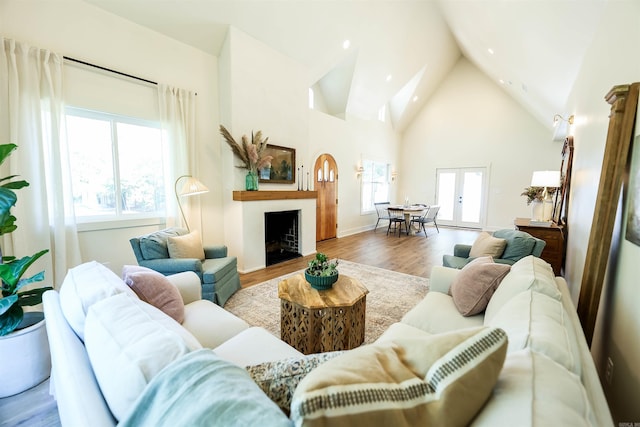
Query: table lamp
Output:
[[531, 170, 560, 222], [174, 175, 209, 231]]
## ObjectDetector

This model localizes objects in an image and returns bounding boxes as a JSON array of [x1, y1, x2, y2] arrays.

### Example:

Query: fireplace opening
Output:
[[265, 210, 302, 266]]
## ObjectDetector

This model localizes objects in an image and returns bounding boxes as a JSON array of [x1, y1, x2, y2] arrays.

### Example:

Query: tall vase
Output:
[[245, 170, 258, 191], [531, 200, 544, 221]]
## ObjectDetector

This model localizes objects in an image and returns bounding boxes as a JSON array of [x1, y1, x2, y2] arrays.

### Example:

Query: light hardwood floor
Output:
[[0, 225, 479, 427], [240, 225, 480, 287]]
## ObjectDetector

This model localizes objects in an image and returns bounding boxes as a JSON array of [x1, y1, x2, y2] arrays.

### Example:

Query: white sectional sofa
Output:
[[388, 255, 613, 426], [43, 257, 613, 426], [43, 261, 302, 426]]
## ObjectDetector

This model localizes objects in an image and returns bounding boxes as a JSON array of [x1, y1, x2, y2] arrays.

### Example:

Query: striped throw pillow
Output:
[[290, 327, 507, 427]]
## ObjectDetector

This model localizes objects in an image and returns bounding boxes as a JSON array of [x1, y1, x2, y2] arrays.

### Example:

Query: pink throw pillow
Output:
[[450, 258, 511, 316], [122, 265, 185, 323]]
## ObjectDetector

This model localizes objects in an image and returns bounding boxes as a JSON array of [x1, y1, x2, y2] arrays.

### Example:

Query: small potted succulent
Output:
[[304, 252, 339, 290]]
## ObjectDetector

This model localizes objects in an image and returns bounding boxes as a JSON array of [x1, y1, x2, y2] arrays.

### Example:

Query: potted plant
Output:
[[521, 186, 558, 221], [0, 143, 51, 397], [304, 252, 339, 290], [520, 186, 544, 205]]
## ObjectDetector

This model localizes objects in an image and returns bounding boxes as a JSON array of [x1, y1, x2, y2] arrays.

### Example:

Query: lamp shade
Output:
[[178, 176, 209, 197], [531, 170, 560, 188], [174, 175, 209, 232]]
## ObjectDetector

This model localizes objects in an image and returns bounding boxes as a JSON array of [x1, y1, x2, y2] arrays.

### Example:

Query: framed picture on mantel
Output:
[[259, 144, 295, 184]]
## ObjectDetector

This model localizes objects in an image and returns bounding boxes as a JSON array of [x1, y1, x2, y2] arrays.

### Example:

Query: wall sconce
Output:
[[356, 166, 364, 179], [553, 114, 574, 125], [391, 171, 398, 182], [174, 175, 209, 231], [552, 114, 575, 142]]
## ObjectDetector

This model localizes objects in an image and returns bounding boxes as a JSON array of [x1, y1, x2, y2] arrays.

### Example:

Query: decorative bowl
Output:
[[304, 270, 339, 290]]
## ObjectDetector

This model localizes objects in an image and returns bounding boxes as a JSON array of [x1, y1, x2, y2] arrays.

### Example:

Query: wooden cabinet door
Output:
[[314, 154, 337, 241]]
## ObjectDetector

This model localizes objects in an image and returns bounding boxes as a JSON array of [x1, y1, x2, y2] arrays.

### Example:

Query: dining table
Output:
[[389, 204, 429, 235]]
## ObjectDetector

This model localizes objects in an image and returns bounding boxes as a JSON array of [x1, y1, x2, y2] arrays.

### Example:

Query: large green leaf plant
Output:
[[0, 144, 50, 336]]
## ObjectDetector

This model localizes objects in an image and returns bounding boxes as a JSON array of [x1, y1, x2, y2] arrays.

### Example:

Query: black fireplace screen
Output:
[[264, 210, 302, 266]]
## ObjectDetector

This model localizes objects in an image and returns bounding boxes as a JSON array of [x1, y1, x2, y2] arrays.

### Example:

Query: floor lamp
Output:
[[174, 175, 209, 231]]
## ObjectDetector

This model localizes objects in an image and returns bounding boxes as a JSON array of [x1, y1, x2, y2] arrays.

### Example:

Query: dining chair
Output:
[[387, 207, 408, 237], [410, 205, 440, 238], [373, 202, 391, 232], [410, 204, 429, 221]]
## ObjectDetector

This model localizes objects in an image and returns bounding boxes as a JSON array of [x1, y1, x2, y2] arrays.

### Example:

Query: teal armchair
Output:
[[129, 228, 241, 306], [443, 229, 546, 269]]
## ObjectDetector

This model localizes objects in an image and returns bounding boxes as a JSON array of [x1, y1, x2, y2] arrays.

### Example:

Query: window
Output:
[[377, 105, 386, 122], [361, 159, 390, 214], [65, 107, 166, 221]]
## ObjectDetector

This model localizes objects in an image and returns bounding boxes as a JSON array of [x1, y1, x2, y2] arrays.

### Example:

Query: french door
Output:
[[436, 167, 487, 228]]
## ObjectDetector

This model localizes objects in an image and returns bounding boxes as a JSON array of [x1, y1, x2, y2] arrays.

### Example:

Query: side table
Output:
[[278, 274, 368, 354], [514, 217, 565, 275]]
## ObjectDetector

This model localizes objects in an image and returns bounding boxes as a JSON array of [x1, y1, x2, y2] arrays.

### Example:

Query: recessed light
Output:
[[488, 48, 494, 55], [343, 40, 350, 50], [386, 74, 392, 82], [499, 79, 505, 84], [412, 95, 418, 102]]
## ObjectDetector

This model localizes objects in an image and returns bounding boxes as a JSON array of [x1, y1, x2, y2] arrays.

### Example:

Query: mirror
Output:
[[578, 83, 639, 345], [553, 136, 574, 225]]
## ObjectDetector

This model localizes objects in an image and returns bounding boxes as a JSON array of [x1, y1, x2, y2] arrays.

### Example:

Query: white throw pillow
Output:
[[486, 290, 581, 375], [291, 327, 508, 427], [84, 293, 202, 421], [470, 349, 597, 427], [484, 255, 561, 323], [59, 261, 137, 341], [167, 230, 205, 260], [469, 232, 507, 258]]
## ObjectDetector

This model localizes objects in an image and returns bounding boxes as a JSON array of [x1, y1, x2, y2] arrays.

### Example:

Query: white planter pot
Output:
[[531, 200, 544, 221], [0, 312, 51, 398]]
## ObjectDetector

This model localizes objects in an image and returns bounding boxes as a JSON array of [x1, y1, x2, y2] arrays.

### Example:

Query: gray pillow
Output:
[[246, 351, 344, 413], [139, 229, 183, 260]]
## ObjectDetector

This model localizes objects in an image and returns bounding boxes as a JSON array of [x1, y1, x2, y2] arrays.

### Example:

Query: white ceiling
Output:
[[84, 0, 608, 131]]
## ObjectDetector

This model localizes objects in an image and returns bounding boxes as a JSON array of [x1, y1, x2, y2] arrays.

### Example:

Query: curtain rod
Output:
[[63, 56, 158, 86]]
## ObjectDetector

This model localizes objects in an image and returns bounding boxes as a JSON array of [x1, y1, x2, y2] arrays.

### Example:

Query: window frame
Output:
[[65, 106, 166, 227], [360, 159, 390, 215]]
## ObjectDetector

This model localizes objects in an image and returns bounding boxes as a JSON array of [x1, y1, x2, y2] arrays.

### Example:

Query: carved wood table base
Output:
[[278, 274, 368, 354]]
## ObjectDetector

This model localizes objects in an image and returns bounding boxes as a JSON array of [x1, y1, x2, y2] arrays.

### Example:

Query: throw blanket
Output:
[[118, 349, 292, 427]]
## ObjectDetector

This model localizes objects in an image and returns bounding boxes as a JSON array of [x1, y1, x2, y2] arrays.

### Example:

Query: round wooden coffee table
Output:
[[278, 274, 368, 354]]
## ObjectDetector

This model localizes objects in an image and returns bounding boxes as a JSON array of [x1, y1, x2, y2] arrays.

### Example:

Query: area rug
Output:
[[224, 260, 429, 344]]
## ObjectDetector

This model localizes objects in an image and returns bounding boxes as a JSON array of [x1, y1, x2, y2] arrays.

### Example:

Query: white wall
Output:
[[562, 1, 640, 423], [219, 27, 312, 271], [401, 57, 557, 231], [0, 0, 220, 276], [308, 110, 400, 237], [219, 26, 400, 264]]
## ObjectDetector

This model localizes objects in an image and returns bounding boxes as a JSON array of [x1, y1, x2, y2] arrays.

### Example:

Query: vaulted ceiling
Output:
[[84, 0, 608, 132]]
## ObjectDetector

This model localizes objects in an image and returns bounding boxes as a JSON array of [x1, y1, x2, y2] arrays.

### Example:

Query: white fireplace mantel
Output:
[[226, 191, 318, 273]]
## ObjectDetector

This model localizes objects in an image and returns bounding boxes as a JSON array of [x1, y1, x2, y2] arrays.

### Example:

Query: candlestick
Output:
[[297, 167, 301, 190], [306, 172, 310, 191]]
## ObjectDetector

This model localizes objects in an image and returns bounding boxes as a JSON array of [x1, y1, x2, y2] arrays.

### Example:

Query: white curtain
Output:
[[158, 84, 199, 230], [0, 38, 81, 287]]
